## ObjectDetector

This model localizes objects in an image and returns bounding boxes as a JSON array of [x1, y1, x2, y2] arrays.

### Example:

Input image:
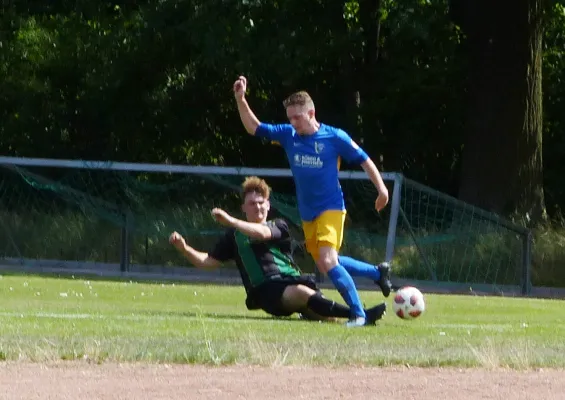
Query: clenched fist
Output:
[[233, 76, 247, 100], [169, 231, 187, 251]]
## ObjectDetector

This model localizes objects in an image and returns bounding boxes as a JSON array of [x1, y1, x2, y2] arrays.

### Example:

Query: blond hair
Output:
[[241, 176, 271, 200], [282, 91, 315, 110]]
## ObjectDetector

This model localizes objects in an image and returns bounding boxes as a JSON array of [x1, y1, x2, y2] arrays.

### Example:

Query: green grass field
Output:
[[1, 273, 564, 368]]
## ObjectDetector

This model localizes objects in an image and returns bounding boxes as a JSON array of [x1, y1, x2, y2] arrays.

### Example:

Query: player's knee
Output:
[[316, 258, 333, 273], [316, 245, 339, 272], [287, 284, 315, 301], [281, 284, 314, 310]]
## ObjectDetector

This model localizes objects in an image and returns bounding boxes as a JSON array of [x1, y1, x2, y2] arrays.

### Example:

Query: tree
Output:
[[542, 2, 565, 216], [451, 0, 547, 222]]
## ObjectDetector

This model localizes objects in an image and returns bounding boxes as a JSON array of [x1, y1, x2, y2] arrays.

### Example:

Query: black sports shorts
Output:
[[246, 275, 320, 317]]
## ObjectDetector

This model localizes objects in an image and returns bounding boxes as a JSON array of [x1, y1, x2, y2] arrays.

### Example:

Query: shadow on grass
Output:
[[134, 309, 309, 323]]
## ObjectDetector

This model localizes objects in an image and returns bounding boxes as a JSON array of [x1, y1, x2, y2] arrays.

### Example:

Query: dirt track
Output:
[[1, 362, 563, 400]]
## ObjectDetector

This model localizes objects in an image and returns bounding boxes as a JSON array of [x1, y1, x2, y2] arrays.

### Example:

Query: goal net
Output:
[[0, 157, 531, 294]]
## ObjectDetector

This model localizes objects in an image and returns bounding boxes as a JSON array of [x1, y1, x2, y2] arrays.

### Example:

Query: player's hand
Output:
[[375, 190, 389, 212], [233, 76, 247, 100], [169, 231, 186, 250], [211, 208, 236, 227]]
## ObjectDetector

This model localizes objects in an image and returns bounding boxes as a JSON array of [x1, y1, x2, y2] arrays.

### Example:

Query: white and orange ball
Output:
[[392, 286, 425, 320]]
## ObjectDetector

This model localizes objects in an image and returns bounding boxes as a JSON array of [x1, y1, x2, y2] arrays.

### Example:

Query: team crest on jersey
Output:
[[314, 142, 325, 154]]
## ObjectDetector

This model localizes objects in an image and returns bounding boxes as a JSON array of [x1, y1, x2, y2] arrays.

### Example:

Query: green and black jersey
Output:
[[208, 219, 301, 292]]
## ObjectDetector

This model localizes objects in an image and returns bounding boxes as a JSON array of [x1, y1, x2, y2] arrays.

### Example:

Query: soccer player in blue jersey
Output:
[[233, 76, 393, 327]]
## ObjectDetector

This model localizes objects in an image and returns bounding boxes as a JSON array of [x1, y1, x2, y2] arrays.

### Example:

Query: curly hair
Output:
[[241, 176, 271, 200]]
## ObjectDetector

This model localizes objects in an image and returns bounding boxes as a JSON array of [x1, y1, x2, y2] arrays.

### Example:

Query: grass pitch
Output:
[[1, 273, 564, 368]]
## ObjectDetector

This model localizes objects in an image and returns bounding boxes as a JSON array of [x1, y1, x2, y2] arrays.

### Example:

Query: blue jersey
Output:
[[255, 123, 369, 221]]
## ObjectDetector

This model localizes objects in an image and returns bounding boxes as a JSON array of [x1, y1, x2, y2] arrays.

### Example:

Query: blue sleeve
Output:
[[334, 130, 369, 165], [255, 123, 293, 146]]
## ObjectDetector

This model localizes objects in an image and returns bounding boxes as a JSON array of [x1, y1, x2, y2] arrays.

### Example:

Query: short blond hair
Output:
[[283, 91, 315, 110], [241, 176, 271, 200]]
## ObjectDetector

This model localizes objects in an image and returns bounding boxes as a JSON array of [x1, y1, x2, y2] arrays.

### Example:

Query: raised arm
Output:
[[169, 232, 221, 269], [211, 208, 272, 240], [233, 76, 260, 135]]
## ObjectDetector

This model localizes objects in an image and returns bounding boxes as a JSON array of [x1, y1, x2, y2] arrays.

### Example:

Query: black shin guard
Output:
[[306, 292, 351, 319]]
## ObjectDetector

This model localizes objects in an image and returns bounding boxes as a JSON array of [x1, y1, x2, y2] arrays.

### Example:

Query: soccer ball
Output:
[[392, 286, 425, 320]]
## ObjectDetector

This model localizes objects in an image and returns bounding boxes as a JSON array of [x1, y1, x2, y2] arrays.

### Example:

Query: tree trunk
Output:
[[455, 0, 546, 222], [358, 0, 384, 166]]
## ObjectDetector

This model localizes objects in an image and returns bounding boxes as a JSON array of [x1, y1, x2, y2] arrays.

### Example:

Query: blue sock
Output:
[[338, 256, 380, 281], [327, 264, 366, 319]]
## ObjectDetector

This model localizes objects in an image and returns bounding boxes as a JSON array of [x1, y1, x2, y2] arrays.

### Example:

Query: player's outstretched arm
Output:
[[233, 76, 260, 135], [169, 232, 221, 269], [211, 208, 272, 240], [334, 129, 389, 212], [361, 158, 389, 212]]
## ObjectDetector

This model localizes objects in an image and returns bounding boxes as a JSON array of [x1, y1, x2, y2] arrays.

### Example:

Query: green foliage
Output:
[[1, 0, 565, 284], [543, 2, 565, 214], [370, 0, 466, 192], [0, 0, 462, 175], [0, 0, 563, 209], [393, 232, 521, 285], [531, 220, 565, 287]]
